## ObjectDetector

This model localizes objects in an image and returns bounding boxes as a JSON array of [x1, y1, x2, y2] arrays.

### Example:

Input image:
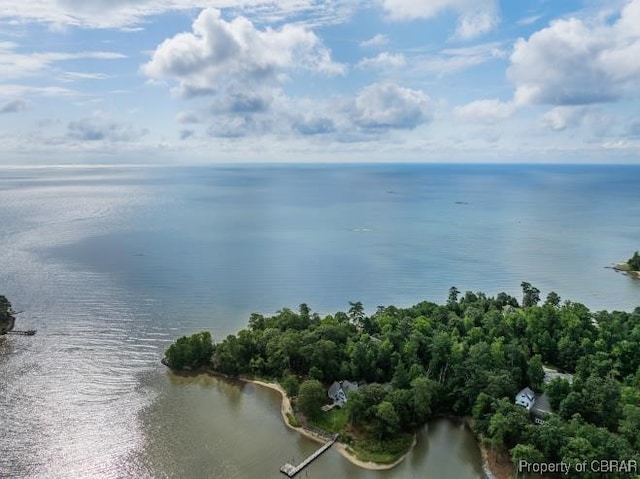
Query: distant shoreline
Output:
[[611, 263, 640, 279]]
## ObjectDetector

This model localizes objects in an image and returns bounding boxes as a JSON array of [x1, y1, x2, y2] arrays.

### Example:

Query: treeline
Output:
[[164, 331, 214, 370], [0, 295, 16, 334], [165, 285, 640, 476], [628, 251, 640, 271]]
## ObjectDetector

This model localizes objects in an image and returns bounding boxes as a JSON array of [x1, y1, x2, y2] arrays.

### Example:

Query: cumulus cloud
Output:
[[67, 116, 148, 142], [356, 52, 405, 70], [0, 99, 28, 114], [292, 116, 335, 135], [351, 82, 432, 130], [542, 106, 588, 131], [142, 8, 344, 98], [380, 0, 499, 38], [541, 106, 613, 136], [207, 115, 265, 138], [509, 0, 640, 106], [210, 90, 273, 114], [454, 99, 515, 123]]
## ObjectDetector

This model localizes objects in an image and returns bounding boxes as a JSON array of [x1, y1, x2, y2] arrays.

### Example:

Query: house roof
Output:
[[341, 380, 358, 394], [517, 387, 535, 400], [531, 393, 552, 415], [328, 381, 341, 399]]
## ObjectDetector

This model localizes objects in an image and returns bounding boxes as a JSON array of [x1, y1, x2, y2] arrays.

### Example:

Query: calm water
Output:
[[1, 164, 639, 478]]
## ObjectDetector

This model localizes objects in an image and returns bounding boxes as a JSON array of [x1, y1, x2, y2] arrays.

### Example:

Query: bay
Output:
[[1, 164, 638, 478]]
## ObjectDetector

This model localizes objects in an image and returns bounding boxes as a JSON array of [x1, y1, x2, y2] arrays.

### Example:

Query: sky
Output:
[[1, 0, 640, 164]]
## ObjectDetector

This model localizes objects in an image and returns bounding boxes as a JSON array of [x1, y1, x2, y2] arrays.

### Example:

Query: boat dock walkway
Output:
[[7, 330, 37, 336], [280, 434, 338, 477]]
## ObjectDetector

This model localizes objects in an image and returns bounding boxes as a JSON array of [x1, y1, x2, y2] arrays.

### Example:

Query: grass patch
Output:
[[311, 407, 349, 434], [286, 412, 300, 428], [348, 434, 414, 464]]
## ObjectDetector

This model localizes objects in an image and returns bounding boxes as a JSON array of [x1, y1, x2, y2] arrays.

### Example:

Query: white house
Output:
[[515, 387, 536, 410], [515, 386, 552, 424]]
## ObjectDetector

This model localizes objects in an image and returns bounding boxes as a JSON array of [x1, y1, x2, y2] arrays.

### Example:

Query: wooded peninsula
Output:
[[614, 251, 640, 279], [164, 284, 640, 478], [0, 295, 16, 334]]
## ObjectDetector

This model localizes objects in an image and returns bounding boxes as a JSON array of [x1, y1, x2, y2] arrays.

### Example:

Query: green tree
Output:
[[526, 415, 568, 462], [0, 295, 16, 334], [348, 301, 365, 326], [472, 392, 496, 436], [281, 374, 300, 397], [619, 404, 640, 450], [561, 437, 599, 479], [164, 331, 214, 370], [627, 251, 640, 270], [392, 360, 411, 389], [0, 295, 14, 320], [374, 401, 401, 439], [521, 282, 541, 308], [298, 379, 325, 420], [411, 376, 437, 423], [511, 444, 544, 479], [447, 286, 460, 306], [545, 377, 571, 411], [545, 291, 561, 307], [346, 389, 368, 425], [527, 355, 545, 391]]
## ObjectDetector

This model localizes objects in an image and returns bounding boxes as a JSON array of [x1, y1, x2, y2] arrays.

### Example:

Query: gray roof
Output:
[[328, 381, 341, 399], [517, 387, 535, 400], [531, 393, 552, 415], [341, 380, 358, 394]]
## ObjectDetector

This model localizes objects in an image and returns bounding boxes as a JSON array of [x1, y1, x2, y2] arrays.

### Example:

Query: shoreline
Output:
[[168, 366, 496, 474], [192, 369, 415, 470], [611, 263, 640, 279], [242, 377, 414, 470], [465, 417, 512, 479]]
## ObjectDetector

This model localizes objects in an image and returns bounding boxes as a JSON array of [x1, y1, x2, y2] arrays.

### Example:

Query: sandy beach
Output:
[[612, 263, 640, 279]]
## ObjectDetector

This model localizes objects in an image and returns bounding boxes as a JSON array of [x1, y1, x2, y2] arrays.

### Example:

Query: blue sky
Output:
[[1, 0, 639, 164]]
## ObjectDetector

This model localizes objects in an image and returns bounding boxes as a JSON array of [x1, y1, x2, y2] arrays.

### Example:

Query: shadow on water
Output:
[[410, 425, 430, 467], [0, 335, 15, 366], [166, 371, 247, 412]]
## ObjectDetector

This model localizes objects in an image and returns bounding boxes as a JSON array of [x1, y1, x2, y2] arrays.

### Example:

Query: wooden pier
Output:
[[7, 330, 37, 336], [280, 434, 338, 477]]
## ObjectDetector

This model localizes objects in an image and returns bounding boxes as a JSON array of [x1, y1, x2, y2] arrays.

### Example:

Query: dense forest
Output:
[[165, 284, 640, 477], [628, 251, 640, 271]]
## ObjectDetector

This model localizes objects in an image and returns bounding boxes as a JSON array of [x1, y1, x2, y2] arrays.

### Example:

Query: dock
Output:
[[280, 434, 338, 477], [7, 330, 37, 336]]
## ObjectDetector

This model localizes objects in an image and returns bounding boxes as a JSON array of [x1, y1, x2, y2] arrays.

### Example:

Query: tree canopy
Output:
[[165, 285, 640, 470], [164, 331, 214, 370], [0, 295, 16, 334], [627, 251, 640, 271], [0, 295, 14, 321]]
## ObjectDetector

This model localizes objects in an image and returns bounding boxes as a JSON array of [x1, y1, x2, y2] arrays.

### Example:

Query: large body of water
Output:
[[1, 164, 639, 478]]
